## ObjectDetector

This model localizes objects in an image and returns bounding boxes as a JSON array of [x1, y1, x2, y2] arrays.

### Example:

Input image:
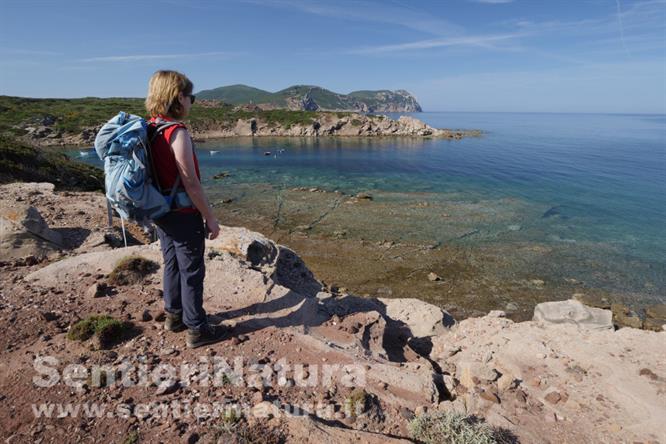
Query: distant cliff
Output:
[[196, 84, 423, 112]]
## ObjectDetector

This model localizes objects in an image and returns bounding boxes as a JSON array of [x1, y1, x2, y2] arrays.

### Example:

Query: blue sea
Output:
[[75, 112, 666, 304]]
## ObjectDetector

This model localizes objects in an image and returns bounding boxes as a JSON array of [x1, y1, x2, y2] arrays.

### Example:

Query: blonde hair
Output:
[[145, 70, 193, 119]]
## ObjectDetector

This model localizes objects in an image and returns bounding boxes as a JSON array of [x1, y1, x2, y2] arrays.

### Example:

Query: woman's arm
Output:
[[170, 127, 220, 239]]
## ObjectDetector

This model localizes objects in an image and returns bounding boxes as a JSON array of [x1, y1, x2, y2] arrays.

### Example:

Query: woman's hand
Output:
[[206, 216, 220, 240]]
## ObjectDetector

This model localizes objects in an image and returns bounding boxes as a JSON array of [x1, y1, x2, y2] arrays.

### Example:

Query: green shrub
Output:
[[344, 388, 368, 417], [0, 95, 322, 137], [0, 134, 103, 191], [409, 411, 498, 444], [122, 430, 140, 444], [108, 256, 159, 286], [222, 406, 241, 424], [67, 315, 126, 348]]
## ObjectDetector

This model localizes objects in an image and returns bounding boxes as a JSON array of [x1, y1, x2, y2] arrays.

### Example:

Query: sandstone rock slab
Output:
[[379, 297, 454, 337], [533, 299, 613, 330], [0, 204, 63, 259]]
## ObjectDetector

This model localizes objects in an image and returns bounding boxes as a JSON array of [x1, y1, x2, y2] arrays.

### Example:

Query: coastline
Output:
[[14, 113, 481, 148], [0, 181, 664, 443], [205, 184, 665, 327]]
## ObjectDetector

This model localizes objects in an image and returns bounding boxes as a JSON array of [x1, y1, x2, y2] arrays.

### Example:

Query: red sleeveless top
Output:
[[149, 116, 200, 214]]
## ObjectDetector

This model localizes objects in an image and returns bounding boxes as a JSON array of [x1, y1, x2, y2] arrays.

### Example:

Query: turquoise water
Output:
[[75, 112, 666, 302]]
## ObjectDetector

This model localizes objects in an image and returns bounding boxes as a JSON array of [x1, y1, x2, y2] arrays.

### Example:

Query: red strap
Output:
[[163, 123, 186, 144]]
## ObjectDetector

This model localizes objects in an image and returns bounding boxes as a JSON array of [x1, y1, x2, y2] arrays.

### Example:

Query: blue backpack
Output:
[[94, 112, 190, 224]]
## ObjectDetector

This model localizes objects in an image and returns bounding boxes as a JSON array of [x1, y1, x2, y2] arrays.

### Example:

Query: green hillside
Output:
[[0, 134, 103, 191], [196, 84, 277, 105], [0, 95, 324, 137], [195, 84, 422, 112]]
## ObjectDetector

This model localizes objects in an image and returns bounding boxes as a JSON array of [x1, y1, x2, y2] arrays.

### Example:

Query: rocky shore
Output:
[[1, 182, 664, 443], [21, 113, 480, 147]]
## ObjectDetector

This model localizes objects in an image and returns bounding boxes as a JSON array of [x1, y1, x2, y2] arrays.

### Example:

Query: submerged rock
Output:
[[646, 304, 666, 320], [611, 303, 642, 329]]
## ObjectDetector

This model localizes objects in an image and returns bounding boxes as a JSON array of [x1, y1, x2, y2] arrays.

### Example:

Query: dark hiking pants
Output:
[[154, 211, 207, 330]]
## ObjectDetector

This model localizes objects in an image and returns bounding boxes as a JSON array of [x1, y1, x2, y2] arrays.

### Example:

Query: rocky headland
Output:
[[0, 94, 478, 148], [24, 113, 479, 147], [187, 114, 477, 141], [1, 182, 665, 444]]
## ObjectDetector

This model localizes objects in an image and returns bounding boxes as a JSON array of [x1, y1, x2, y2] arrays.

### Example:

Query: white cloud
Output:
[[81, 52, 237, 63], [347, 32, 526, 54], [241, 0, 463, 36]]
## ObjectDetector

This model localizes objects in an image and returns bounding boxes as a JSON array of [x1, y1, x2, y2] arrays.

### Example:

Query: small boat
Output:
[[79, 151, 89, 157], [210, 150, 220, 155], [264, 151, 271, 156]]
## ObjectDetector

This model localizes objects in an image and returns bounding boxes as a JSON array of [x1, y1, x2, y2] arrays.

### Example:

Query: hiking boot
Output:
[[164, 311, 186, 332], [186, 323, 228, 349]]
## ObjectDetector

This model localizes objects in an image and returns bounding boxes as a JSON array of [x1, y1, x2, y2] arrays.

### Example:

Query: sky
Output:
[[1, 0, 665, 113]]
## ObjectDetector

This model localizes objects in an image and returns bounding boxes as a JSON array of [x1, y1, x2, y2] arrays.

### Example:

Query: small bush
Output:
[[108, 255, 159, 286], [67, 315, 127, 348], [409, 411, 498, 444], [122, 430, 139, 444], [223, 406, 241, 424], [344, 388, 368, 417]]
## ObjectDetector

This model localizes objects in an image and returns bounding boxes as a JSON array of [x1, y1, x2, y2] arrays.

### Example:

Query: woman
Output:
[[145, 70, 226, 349]]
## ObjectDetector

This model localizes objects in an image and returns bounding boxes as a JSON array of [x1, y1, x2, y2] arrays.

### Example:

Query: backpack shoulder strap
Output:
[[146, 118, 188, 205], [148, 119, 183, 143]]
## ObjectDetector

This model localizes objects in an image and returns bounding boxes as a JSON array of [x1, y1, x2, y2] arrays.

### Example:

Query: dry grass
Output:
[[108, 255, 159, 286]]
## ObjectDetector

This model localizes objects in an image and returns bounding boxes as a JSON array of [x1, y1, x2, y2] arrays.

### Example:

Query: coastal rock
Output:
[[642, 318, 666, 332], [6, 188, 666, 444], [643, 304, 666, 331], [206, 226, 322, 299], [430, 312, 666, 442], [285, 414, 412, 443], [497, 373, 518, 393], [378, 297, 454, 337], [207, 226, 278, 267], [234, 118, 256, 136], [397, 116, 433, 136], [456, 361, 500, 388], [300, 92, 320, 111], [646, 304, 666, 320], [0, 201, 63, 260], [572, 292, 612, 309], [532, 299, 613, 330], [611, 303, 643, 329]]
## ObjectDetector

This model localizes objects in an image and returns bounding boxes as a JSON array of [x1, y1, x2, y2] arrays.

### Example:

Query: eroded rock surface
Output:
[[532, 299, 613, 330], [4, 183, 666, 444]]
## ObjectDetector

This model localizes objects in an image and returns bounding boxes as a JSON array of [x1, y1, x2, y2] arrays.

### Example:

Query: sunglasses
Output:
[[188, 94, 196, 104]]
